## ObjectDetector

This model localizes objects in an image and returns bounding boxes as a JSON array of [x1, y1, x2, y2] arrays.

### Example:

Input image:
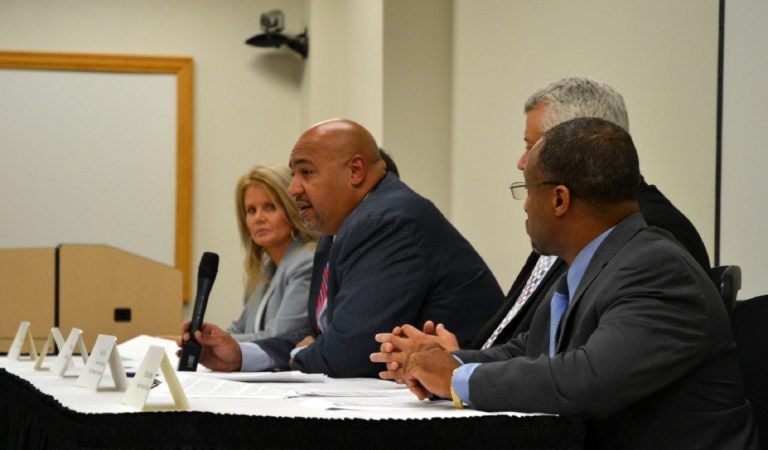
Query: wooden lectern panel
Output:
[[0, 248, 56, 353], [58, 244, 182, 349]]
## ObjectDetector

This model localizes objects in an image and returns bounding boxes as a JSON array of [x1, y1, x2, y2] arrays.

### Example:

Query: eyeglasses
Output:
[[508, 181, 562, 200]]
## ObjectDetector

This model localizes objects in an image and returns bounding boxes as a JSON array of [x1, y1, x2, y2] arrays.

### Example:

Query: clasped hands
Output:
[[369, 320, 461, 400]]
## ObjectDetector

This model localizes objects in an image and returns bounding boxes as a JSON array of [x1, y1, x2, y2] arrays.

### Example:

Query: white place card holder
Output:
[[34, 327, 68, 371], [7, 321, 38, 361], [77, 334, 129, 391], [50, 328, 89, 377], [122, 345, 188, 410]]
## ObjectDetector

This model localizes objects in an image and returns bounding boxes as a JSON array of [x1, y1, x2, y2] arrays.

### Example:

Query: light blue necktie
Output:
[[548, 276, 570, 357]]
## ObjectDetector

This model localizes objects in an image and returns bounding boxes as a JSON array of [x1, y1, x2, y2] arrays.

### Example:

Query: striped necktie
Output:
[[315, 262, 330, 333], [482, 255, 557, 349]]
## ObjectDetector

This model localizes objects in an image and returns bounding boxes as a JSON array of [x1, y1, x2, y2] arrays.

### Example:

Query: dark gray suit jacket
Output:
[[258, 173, 505, 377], [455, 213, 757, 449]]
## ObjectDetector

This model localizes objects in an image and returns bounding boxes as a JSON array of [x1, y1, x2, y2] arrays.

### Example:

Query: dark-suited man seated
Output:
[[370, 77, 711, 361], [181, 118, 504, 378], [374, 118, 758, 449]]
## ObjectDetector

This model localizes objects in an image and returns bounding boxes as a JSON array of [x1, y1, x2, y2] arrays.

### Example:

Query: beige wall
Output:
[[383, 0, 453, 213], [452, 0, 718, 289], [0, 0, 721, 331], [303, 0, 383, 139], [304, 0, 453, 212]]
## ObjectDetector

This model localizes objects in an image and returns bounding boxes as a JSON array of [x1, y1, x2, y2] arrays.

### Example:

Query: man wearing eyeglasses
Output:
[[394, 117, 758, 449], [371, 77, 710, 370]]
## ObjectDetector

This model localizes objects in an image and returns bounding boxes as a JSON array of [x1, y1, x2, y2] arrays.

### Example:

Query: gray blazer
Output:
[[228, 240, 314, 342], [455, 213, 757, 449]]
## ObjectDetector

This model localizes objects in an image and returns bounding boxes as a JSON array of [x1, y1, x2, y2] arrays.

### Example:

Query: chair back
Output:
[[731, 295, 768, 450], [710, 265, 742, 313]]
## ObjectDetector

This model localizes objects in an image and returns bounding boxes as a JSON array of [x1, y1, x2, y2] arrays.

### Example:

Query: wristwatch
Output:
[[450, 368, 465, 409]]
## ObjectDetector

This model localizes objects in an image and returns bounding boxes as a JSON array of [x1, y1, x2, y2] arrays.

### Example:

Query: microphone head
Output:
[[198, 251, 219, 280]]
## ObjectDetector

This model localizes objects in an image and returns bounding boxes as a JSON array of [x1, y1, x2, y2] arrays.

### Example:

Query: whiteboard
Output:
[[0, 69, 176, 263], [0, 52, 194, 300]]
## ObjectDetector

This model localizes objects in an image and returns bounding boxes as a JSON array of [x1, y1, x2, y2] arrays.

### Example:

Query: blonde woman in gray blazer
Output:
[[228, 165, 318, 342]]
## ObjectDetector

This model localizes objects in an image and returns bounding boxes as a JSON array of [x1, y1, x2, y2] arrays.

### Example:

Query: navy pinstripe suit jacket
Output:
[[257, 173, 505, 377]]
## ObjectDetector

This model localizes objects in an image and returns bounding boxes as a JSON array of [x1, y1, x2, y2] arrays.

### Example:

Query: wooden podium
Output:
[[0, 245, 182, 352], [0, 248, 56, 352]]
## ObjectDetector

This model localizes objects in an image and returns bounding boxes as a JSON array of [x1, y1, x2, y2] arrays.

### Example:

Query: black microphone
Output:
[[178, 251, 219, 371]]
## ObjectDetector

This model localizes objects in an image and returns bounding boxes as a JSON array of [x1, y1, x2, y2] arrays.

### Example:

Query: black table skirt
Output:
[[0, 369, 587, 449]]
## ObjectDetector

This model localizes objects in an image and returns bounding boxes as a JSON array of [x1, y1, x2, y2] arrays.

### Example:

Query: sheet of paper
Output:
[[283, 387, 412, 398], [283, 377, 409, 397], [176, 375, 290, 399], [299, 397, 449, 411], [299, 398, 541, 417], [193, 370, 326, 383], [117, 335, 179, 367], [171, 374, 409, 400]]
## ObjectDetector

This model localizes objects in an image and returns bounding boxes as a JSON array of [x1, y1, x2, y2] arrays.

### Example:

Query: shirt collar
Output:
[[565, 226, 614, 300]]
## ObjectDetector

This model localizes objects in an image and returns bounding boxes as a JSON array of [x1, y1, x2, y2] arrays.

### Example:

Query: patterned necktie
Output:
[[482, 255, 558, 349], [315, 262, 330, 333], [548, 275, 570, 357]]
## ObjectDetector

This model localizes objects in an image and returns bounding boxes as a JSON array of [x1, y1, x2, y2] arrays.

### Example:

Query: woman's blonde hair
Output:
[[235, 165, 318, 295]]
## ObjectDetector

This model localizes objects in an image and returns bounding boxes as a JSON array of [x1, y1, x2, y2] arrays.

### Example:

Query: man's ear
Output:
[[552, 185, 571, 217], [348, 154, 367, 186]]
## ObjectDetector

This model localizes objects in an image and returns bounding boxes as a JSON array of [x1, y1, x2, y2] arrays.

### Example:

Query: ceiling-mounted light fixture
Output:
[[245, 9, 308, 59]]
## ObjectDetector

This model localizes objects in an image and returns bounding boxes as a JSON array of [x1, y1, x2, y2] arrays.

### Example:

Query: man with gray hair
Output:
[[474, 76, 711, 348], [371, 76, 711, 375], [397, 118, 757, 449]]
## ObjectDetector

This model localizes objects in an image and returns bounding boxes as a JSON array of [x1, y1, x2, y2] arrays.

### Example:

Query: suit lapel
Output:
[[555, 213, 647, 351], [254, 241, 300, 330], [257, 259, 284, 329]]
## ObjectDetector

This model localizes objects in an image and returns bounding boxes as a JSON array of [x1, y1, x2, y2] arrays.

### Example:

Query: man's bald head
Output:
[[287, 119, 387, 235], [294, 119, 381, 167]]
